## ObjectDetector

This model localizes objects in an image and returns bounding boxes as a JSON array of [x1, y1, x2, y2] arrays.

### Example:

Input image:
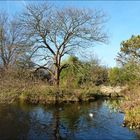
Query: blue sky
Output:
[[0, 1, 140, 67]]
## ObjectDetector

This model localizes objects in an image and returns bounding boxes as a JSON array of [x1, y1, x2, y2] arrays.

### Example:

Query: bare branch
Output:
[[19, 3, 108, 86]]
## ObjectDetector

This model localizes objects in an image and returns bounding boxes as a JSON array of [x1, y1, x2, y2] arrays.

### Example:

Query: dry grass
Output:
[[120, 85, 140, 129], [0, 69, 101, 104], [20, 86, 101, 104]]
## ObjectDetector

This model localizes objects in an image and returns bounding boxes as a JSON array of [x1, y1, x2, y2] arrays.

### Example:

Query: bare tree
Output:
[[19, 3, 108, 86], [0, 11, 32, 70]]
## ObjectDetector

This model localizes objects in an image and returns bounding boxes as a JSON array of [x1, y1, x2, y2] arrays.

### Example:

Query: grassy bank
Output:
[[0, 72, 125, 105], [120, 85, 140, 129], [0, 77, 107, 104], [19, 85, 103, 104]]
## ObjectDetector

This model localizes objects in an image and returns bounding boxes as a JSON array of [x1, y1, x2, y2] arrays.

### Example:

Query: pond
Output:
[[0, 100, 139, 140]]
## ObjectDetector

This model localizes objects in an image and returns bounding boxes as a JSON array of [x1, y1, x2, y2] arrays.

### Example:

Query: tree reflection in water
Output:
[[0, 100, 139, 140]]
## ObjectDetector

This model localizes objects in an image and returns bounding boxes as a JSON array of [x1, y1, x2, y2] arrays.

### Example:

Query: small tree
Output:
[[60, 56, 82, 88], [116, 35, 140, 84], [19, 2, 108, 86], [60, 55, 108, 87], [117, 35, 140, 65]]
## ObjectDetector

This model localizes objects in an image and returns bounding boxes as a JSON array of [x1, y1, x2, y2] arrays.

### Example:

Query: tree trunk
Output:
[[53, 54, 61, 103], [54, 54, 61, 87], [54, 65, 60, 104], [54, 66, 60, 87], [56, 68, 60, 87]]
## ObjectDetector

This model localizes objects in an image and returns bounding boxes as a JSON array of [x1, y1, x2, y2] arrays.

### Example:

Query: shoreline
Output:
[[0, 84, 140, 130], [0, 85, 124, 104]]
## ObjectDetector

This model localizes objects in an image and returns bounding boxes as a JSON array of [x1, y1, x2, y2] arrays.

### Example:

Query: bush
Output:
[[60, 56, 108, 88], [108, 63, 140, 86]]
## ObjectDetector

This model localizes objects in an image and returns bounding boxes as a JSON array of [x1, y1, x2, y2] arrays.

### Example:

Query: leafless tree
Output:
[[19, 2, 108, 86], [0, 11, 32, 70]]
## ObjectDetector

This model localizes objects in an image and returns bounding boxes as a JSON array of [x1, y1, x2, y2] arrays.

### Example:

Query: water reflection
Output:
[[0, 100, 139, 140], [104, 99, 122, 113]]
